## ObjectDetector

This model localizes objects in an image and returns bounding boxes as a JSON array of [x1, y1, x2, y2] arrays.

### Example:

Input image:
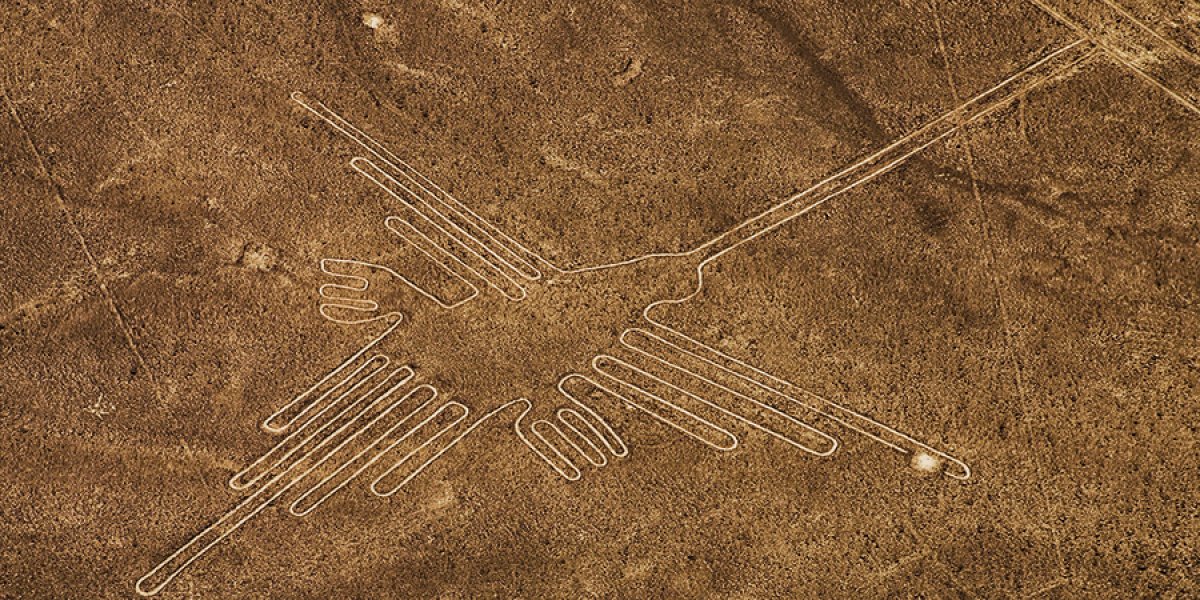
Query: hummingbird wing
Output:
[[292, 91, 552, 297], [596, 318, 972, 480], [514, 325, 845, 483], [137, 318, 529, 596]]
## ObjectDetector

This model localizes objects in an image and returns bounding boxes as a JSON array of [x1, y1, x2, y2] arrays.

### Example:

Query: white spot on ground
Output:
[[911, 452, 943, 474], [362, 12, 385, 30]]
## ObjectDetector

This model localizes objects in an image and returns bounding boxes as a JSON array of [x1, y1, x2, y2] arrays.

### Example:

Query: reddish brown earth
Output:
[[1, 0, 1197, 598]]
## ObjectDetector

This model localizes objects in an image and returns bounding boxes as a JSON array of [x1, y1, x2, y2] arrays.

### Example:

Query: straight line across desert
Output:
[[2, 0, 1197, 597]]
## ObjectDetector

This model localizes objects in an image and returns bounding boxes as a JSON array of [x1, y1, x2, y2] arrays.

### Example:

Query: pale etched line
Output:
[[624, 41, 1095, 480], [514, 379, 627, 481], [133, 23, 1089, 600], [271, 374, 432, 511], [353, 157, 528, 300], [563, 39, 1095, 276], [348, 151, 534, 286], [591, 354, 741, 452], [619, 328, 839, 456], [931, 0, 1065, 569], [1022, 577, 1071, 598], [291, 90, 543, 275], [301, 40, 1094, 287], [628, 328, 900, 453], [232, 357, 394, 489], [1098, 0, 1200, 66], [138, 24, 1105, 599], [353, 154, 522, 290], [290, 91, 548, 279], [555, 409, 612, 465], [856, 548, 933, 592], [380, 213, 503, 299], [556, 375, 629, 458], [316, 261, 381, 323], [261, 315, 404, 433], [1027, 0, 1200, 116], [371, 398, 532, 497], [134, 370, 424, 596], [885, 512, 989, 599], [689, 38, 1095, 265], [516, 418, 587, 481], [229, 364, 412, 491], [285, 387, 462, 515], [302, 35, 1082, 487], [378, 215, 488, 301], [513, 381, 628, 480], [633, 322, 973, 479], [533, 418, 608, 467], [1029, 577, 1077, 598], [1111, 56, 1200, 116], [318, 256, 477, 322], [369, 403, 472, 494], [1, 83, 162, 404]]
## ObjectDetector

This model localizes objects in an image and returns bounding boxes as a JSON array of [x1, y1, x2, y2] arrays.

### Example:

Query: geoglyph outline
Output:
[[134, 36, 1120, 596]]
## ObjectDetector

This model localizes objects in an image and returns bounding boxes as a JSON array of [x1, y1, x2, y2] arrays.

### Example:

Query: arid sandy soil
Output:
[[1, 0, 1198, 598]]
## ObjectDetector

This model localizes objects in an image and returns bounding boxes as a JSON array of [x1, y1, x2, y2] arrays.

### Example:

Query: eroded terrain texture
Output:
[[1, 0, 1197, 598]]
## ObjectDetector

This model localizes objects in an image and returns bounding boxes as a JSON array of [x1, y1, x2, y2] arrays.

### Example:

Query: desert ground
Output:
[[1, 0, 1197, 598]]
